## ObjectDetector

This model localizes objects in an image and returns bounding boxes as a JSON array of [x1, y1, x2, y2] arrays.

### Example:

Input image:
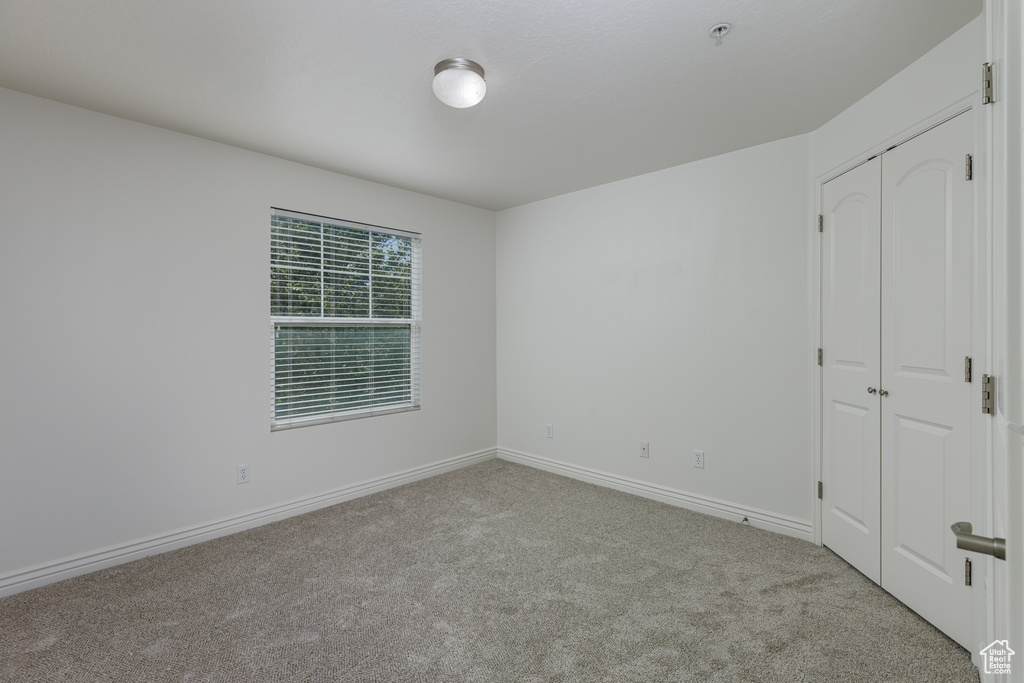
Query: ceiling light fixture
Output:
[[432, 58, 486, 108]]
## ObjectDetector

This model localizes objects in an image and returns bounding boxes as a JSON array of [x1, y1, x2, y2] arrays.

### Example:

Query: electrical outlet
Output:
[[546, 424, 553, 438], [237, 464, 250, 484], [640, 441, 650, 458], [693, 450, 704, 469]]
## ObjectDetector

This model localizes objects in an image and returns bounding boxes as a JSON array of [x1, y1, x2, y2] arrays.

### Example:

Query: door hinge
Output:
[[965, 154, 973, 181], [817, 214, 823, 232], [964, 356, 972, 382], [818, 481, 823, 499], [817, 348, 823, 366], [982, 62, 994, 104], [965, 558, 972, 586], [982, 374, 995, 414]]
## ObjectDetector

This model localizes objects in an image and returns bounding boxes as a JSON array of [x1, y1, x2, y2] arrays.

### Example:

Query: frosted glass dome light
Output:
[[432, 58, 486, 108]]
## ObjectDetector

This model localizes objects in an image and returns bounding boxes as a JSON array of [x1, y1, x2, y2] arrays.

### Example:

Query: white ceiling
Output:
[[0, 0, 981, 211]]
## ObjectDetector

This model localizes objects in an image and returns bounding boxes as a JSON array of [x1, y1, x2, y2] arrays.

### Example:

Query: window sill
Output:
[[271, 404, 420, 432]]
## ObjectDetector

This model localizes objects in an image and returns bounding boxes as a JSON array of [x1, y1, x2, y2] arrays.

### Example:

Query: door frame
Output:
[[813, 91, 994, 664], [983, 0, 1022, 679]]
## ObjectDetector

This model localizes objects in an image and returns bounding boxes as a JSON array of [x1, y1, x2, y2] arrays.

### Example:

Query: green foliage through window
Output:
[[271, 210, 420, 428]]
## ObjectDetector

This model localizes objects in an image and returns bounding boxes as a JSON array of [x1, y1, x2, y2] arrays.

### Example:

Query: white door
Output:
[[821, 110, 974, 649], [821, 156, 882, 584], [880, 110, 973, 649]]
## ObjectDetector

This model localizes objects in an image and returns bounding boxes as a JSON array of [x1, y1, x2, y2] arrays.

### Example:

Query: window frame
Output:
[[270, 208, 421, 431]]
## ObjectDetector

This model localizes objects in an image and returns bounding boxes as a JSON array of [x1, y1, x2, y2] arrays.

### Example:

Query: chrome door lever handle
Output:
[[951, 522, 1006, 560]]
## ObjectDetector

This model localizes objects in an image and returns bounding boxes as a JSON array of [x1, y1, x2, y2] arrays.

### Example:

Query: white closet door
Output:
[[821, 157, 882, 583], [880, 110, 973, 649]]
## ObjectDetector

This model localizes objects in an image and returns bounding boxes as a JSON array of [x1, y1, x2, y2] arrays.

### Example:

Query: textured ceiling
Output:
[[0, 0, 981, 210]]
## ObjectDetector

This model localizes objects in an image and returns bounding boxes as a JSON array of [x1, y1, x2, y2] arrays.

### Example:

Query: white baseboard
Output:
[[497, 448, 813, 542], [1, 447, 811, 598], [0, 448, 497, 598]]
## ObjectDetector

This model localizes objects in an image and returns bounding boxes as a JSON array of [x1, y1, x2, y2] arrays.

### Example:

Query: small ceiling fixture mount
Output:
[[433, 58, 486, 109], [708, 23, 732, 41]]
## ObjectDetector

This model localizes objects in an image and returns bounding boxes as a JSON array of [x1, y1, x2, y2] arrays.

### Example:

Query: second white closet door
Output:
[[880, 109, 973, 649]]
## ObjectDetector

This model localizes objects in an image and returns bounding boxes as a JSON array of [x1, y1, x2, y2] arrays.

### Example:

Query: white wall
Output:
[[496, 134, 814, 528], [494, 15, 987, 537], [0, 87, 497, 586], [811, 18, 983, 179], [0, 13, 991, 598]]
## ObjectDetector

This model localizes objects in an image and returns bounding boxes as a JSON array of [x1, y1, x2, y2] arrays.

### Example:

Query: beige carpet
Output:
[[0, 459, 979, 682]]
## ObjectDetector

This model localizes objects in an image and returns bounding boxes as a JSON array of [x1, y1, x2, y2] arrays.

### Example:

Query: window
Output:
[[271, 209, 421, 430]]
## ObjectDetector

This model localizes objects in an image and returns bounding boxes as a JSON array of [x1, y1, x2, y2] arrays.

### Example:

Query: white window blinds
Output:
[[271, 209, 421, 430]]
